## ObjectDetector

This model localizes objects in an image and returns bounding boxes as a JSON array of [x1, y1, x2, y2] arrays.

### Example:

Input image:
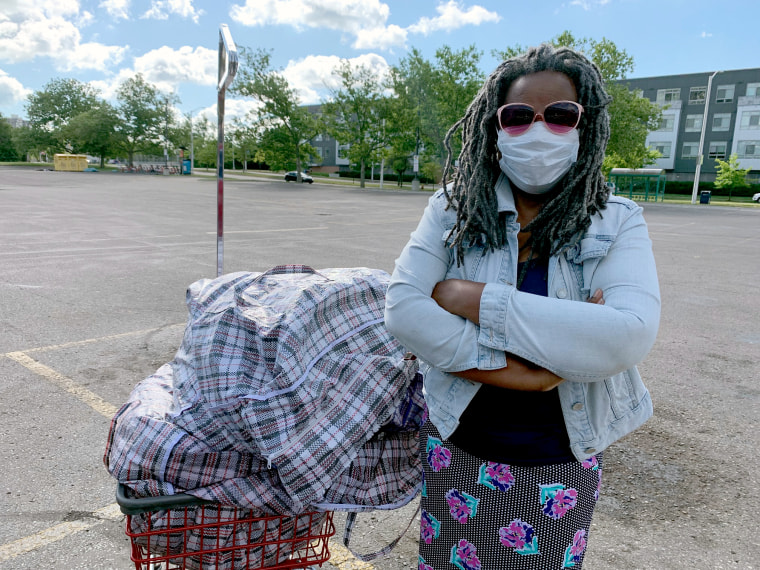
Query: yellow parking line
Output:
[[5, 351, 117, 418], [0, 503, 122, 563], [329, 542, 376, 569]]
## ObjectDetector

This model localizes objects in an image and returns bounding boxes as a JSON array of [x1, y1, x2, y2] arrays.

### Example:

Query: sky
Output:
[[1, 0, 759, 125]]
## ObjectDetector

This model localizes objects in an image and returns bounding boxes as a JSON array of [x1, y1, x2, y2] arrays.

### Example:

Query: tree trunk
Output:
[[360, 159, 366, 188]]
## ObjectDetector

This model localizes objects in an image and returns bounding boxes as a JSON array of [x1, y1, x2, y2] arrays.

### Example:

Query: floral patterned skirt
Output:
[[418, 421, 602, 570]]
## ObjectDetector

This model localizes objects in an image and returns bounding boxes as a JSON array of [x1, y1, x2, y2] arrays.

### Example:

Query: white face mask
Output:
[[496, 122, 580, 195]]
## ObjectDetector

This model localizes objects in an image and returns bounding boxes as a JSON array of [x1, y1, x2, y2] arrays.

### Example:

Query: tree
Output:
[[25, 78, 101, 153], [493, 32, 661, 170], [322, 59, 389, 188], [63, 103, 120, 167], [232, 48, 319, 180], [387, 45, 485, 181], [0, 114, 19, 161], [714, 153, 750, 201], [114, 74, 167, 166]]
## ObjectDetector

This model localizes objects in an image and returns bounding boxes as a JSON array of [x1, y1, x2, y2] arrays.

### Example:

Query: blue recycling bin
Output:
[[699, 190, 711, 204], [182, 159, 192, 175]]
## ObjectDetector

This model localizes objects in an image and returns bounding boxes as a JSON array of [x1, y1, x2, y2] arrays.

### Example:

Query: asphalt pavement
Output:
[[0, 168, 758, 569]]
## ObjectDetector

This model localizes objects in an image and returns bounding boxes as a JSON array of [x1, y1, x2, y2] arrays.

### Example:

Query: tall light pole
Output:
[[187, 107, 203, 174], [691, 70, 721, 204]]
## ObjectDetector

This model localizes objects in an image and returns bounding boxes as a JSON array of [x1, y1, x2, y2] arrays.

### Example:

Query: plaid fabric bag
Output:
[[105, 265, 423, 515]]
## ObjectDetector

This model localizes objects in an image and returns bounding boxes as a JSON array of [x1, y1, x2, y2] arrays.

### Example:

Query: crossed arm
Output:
[[430, 279, 605, 392]]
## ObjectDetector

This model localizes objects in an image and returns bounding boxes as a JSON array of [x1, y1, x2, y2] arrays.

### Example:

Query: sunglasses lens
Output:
[[499, 105, 535, 136], [543, 102, 581, 134]]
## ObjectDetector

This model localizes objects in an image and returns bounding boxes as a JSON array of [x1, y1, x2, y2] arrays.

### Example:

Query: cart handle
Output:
[[116, 483, 213, 515]]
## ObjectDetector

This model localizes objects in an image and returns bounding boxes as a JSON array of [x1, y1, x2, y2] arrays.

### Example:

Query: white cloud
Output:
[[701, 31, 713, 38], [133, 45, 217, 89], [142, 0, 204, 24], [0, 68, 32, 107], [407, 1, 500, 35], [231, 0, 499, 51], [0, 1, 126, 71], [569, 0, 610, 9], [99, 0, 131, 20], [281, 53, 390, 104]]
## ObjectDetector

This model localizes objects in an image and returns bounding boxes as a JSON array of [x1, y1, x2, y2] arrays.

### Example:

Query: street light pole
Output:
[[691, 70, 721, 204]]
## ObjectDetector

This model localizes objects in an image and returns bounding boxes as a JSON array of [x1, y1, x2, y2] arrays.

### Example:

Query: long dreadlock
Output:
[[441, 44, 612, 265]]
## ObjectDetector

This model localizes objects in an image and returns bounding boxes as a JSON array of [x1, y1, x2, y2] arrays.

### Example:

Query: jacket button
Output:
[[584, 447, 597, 454], [571, 402, 584, 411], [557, 288, 567, 298]]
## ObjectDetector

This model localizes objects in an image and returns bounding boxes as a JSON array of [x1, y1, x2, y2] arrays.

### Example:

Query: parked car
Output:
[[752, 192, 760, 203], [284, 171, 313, 183]]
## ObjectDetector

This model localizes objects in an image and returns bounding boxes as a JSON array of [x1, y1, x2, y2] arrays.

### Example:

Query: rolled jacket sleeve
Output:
[[477, 202, 661, 382], [385, 194, 506, 373]]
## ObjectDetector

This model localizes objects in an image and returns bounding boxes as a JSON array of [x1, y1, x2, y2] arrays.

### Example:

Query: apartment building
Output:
[[622, 68, 760, 182]]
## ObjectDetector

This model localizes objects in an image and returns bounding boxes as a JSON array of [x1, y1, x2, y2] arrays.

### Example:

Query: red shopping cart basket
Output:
[[116, 484, 336, 570]]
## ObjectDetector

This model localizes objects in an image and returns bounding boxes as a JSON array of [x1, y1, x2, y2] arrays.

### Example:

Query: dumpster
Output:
[[54, 154, 88, 172], [699, 190, 711, 204], [182, 159, 192, 175]]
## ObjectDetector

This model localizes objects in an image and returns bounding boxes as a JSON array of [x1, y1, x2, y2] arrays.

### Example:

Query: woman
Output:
[[385, 45, 660, 569]]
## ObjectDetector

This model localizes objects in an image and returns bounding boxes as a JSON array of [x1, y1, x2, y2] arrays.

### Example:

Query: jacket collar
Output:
[[494, 173, 518, 215]]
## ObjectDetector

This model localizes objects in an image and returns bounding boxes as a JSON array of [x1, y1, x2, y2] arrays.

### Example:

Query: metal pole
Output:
[[380, 119, 385, 189], [691, 71, 720, 204], [189, 116, 194, 174], [216, 24, 238, 277]]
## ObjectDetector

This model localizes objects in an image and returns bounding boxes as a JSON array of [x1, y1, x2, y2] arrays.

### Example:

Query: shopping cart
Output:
[[116, 484, 336, 570]]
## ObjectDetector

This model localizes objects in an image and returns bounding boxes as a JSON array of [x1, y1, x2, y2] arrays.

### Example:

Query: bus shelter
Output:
[[608, 168, 666, 202]]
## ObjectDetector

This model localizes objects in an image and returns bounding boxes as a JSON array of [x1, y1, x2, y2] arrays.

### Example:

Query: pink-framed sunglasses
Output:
[[496, 100, 584, 136]]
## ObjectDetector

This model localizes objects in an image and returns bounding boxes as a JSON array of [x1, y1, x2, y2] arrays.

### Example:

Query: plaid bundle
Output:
[[105, 265, 424, 515]]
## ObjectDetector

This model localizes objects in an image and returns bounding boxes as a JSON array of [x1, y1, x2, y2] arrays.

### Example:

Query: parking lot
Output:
[[0, 169, 758, 569]]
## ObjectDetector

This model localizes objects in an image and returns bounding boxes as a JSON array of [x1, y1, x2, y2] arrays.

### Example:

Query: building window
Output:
[[715, 84, 734, 103], [708, 142, 727, 160], [656, 88, 681, 105], [338, 146, 349, 159], [689, 87, 706, 104], [656, 115, 675, 131], [746, 83, 760, 97], [685, 114, 704, 132], [737, 140, 760, 158], [650, 141, 672, 158], [314, 134, 323, 142], [712, 113, 732, 131], [740, 111, 760, 129], [325, 149, 330, 156], [314, 147, 323, 158], [682, 142, 699, 159]]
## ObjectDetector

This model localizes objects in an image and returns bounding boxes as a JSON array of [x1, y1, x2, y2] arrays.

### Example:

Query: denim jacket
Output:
[[385, 174, 661, 461]]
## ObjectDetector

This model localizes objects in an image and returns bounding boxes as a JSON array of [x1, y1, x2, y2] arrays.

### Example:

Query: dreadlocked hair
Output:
[[441, 44, 612, 265]]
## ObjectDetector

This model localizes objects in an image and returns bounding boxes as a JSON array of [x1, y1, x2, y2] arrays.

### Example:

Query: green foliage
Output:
[[714, 153, 750, 200], [714, 153, 749, 189], [322, 59, 389, 187], [0, 114, 19, 161], [115, 74, 174, 166], [386, 45, 484, 180], [24, 77, 101, 153], [233, 47, 319, 178], [63, 102, 120, 167]]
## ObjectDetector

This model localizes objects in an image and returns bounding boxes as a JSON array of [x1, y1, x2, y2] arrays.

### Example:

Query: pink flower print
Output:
[[582, 456, 599, 470], [426, 437, 452, 472], [485, 462, 515, 492], [563, 529, 587, 567], [451, 539, 481, 570], [542, 487, 578, 520], [499, 519, 535, 550], [420, 510, 440, 544], [570, 529, 587, 557], [418, 556, 434, 570], [445, 489, 478, 523]]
